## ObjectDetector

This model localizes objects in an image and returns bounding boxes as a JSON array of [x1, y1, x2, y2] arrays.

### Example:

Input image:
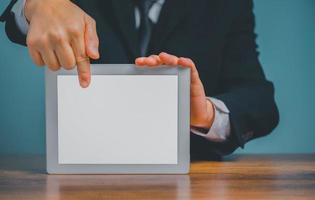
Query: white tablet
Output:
[[46, 64, 190, 174]]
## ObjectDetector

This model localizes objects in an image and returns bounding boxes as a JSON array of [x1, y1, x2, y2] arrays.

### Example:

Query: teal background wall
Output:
[[0, 0, 314, 155]]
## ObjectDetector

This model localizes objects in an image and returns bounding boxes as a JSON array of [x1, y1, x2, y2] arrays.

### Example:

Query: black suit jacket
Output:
[[1, 0, 279, 160]]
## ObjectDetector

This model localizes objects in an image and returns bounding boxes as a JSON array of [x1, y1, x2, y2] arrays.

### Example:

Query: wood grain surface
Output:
[[0, 154, 314, 200]]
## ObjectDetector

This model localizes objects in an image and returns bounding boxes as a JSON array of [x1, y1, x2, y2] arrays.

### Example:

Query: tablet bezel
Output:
[[46, 64, 190, 174]]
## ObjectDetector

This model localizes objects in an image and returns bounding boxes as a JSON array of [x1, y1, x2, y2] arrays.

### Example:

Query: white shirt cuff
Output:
[[191, 97, 231, 142], [12, 0, 28, 35]]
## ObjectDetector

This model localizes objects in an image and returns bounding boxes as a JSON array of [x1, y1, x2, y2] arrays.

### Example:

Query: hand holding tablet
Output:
[[135, 52, 215, 130]]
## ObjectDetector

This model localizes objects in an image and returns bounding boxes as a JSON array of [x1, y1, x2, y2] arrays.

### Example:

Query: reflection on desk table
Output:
[[0, 154, 314, 200]]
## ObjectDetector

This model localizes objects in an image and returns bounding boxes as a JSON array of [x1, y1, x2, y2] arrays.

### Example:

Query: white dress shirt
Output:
[[11, 0, 231, 142]]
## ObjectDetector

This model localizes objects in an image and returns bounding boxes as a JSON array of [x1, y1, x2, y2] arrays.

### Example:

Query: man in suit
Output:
[[0, 0, 279, 160]]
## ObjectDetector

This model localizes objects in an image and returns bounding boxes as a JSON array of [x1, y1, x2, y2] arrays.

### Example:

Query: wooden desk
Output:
[[0, 154, 314, 199]]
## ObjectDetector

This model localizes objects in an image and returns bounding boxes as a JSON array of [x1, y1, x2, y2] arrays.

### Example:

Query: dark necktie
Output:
[[136, 0, 157, 56]]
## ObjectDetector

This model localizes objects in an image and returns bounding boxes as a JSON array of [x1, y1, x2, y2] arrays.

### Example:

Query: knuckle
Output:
[[75, 53, 88, 61], [86, 15, 96, 24], [187, 58, 194, 64], [68, 25, 82, 37], [37, 35, 50, 48], [90, 18, 96, 27], [49, 31, 66, 43], [26, 36, 37, 47], [150, 54, 158, 58]]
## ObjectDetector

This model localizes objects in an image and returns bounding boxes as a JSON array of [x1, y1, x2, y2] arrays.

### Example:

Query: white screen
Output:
[[57, 75, 178, 164]]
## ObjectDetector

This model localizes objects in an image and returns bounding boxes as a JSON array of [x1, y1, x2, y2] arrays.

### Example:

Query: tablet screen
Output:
[[57, 75, 178, 164]]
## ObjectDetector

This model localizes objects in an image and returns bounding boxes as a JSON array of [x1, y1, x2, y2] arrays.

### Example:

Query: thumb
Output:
[[84, 15, 100, 59]]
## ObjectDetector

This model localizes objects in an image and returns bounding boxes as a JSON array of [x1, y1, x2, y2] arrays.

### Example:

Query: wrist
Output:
[[25, 0, 65, 21], [24, 0, 37, 22]]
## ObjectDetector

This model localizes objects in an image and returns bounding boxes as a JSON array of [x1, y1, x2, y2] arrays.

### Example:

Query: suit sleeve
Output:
[[0, 0, 26, 45], [192, 0, 279, 158]]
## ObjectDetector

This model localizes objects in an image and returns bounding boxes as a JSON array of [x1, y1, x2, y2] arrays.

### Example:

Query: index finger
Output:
[[76, 56, 91, 88], [71, 34, 91, 88]]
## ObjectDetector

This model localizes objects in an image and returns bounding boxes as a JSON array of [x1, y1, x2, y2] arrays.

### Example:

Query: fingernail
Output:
[[138, 57, 145, 61], [80, 80, 89, 88], [135, 57, 144, 64], [92, 46, 98, 54], [90, 46, 99, 58]]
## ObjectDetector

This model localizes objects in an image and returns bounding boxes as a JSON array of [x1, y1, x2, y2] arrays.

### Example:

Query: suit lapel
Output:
[[111, 0, 140, 58], [148, 0, 189, 54]]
